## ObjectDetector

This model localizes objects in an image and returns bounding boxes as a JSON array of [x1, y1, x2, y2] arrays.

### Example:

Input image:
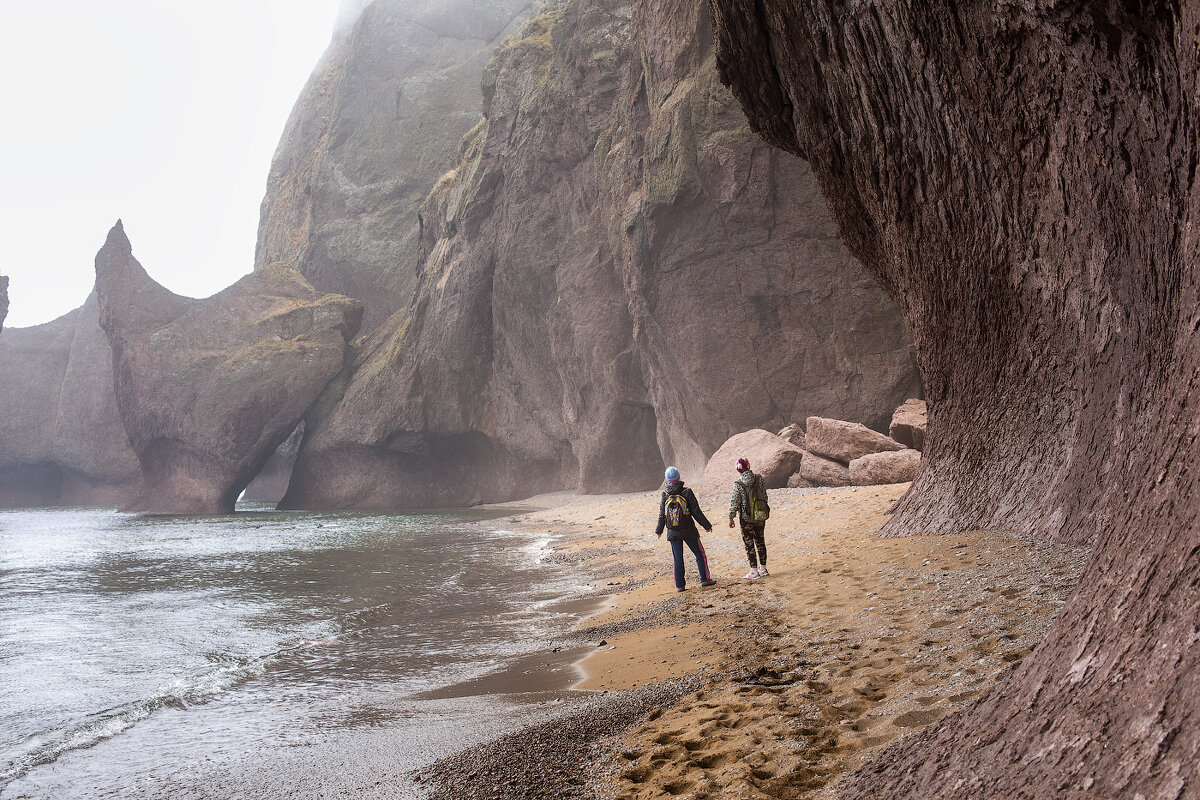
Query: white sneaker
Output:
[[757, 566, 769, 577], [742, 570, 759, 580]]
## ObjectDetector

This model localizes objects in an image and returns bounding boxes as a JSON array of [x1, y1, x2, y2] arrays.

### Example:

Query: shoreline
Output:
[[417, 483, 1089, 799]]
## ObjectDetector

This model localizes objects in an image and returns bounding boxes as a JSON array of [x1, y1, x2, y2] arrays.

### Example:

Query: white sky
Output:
[[0, 1, 349, 328]]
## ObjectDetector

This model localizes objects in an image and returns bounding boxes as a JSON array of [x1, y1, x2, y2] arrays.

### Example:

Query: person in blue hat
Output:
[[654, 466, 716, 592]]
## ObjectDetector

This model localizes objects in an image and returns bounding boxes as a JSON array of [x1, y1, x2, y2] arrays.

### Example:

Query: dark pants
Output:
[[740, 521, 767, 567], [669, 537, 711, 589]]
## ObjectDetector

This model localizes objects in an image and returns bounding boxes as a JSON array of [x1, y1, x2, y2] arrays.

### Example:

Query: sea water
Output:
[[0, 504, 589, 799]]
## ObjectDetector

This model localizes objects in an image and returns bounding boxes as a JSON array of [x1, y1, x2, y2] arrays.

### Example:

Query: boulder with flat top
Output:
[[805, 416, 905, 464], [889, 399, 927, 451], [799, 450, 851, 487], [850, 449, 921, 486]]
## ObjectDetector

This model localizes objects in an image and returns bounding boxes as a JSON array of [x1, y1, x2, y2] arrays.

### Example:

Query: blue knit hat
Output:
[[664, 466, 680, 482]]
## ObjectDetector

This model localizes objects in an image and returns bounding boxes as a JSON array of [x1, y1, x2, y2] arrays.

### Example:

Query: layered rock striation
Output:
[[282, 0, 920, 510], [255, 0, 531, 331], [0, 292, 141, 507], [96, 222, 362, 514], [710, 0, 1200, 794]]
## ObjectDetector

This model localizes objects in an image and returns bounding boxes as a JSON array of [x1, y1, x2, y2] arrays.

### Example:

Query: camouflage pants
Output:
[[740, 521, 767, 567]]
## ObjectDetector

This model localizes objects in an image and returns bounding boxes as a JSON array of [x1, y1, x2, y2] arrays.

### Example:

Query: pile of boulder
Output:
[[696, 399, 926, 495]]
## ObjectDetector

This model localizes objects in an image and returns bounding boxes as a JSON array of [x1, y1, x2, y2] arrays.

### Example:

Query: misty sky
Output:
[[0, 1, 355, 328]]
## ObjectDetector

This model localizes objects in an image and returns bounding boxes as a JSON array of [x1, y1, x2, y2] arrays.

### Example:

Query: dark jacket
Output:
[[654, 481, 712, 541]]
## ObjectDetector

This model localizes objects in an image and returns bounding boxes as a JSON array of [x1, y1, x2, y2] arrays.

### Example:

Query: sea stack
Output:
[[710, 1, 1200, 795], [94, 221, 363, 514]]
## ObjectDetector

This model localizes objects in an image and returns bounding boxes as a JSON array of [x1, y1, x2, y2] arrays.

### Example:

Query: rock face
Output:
[[241, 423, 304, 503], [0, 293, 141, 506], [0, 274, 8, 333], [805, 416, 904, 464], [255, 0, 531, 331], [776, 423, 805, 449], [850, 449, 920, 487], [710, 0, 1200, 794], [888, 399, 926, 452], [95, 222, 362, 514], [282, 0, 920, 510], [798, 451, 850, 488], [693, 429, 805, 498]]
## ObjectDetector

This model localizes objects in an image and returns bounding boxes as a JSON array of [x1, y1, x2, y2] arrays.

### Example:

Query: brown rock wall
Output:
[[709, 0, 1200, 794], [255, 0, 531, 331], [283, 0, 919, 510]]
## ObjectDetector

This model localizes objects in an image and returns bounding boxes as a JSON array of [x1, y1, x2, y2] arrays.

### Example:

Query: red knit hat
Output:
[[735, 458, 749, 472]]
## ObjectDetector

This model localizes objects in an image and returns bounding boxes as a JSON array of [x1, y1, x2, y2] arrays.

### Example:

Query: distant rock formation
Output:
[[711, 0, 1200, 794], [0, 273, 8, 333], [240, 423, 304, 503], [95, 222, 362, 514], [255, 0, 531, 331], [281, 0, 920, 510], [0, 292, 141, 507]]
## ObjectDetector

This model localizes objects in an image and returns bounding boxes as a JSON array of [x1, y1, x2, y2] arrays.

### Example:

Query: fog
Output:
[[0, 1, 355, 328]]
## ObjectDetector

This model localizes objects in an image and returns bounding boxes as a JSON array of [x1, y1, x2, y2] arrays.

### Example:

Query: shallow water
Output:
[[0, 504, 589, 798]]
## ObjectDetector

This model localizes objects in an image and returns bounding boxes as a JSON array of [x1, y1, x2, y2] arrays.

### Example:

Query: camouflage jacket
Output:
[[729, 470, 767, 522]]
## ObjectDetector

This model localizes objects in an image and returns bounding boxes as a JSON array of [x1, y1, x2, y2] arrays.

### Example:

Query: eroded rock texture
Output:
[[96, 222, 362, 514], [255, 0, 531, 331], [710, 0, 1200, 795], [283, 0, 919, 510], [0, 294, 141, 506]]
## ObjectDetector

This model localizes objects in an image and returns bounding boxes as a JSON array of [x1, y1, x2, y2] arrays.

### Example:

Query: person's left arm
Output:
[[688, 489, 712, 532]]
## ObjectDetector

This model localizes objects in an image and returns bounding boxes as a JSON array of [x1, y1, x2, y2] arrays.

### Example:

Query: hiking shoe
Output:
[[742, 570, 759, 580], [701, 579, 716, 587], [757, 566, 769, 577], [676, 586, 686, 592]]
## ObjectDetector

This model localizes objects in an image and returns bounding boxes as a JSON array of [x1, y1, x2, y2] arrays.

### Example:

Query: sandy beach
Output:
[[421, 483, 1088, 799]]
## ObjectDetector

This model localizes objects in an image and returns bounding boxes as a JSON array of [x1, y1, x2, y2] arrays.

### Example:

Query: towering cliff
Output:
[[281, 0, 919, 510], [0, 293, 141, 507], [96, 222, 363, 514], [255, 0, 531, 331], [710, 0, 1200, 794]]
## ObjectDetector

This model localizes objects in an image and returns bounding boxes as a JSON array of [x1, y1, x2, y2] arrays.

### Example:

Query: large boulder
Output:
[[280, 0, 920, 510], [805, 416, 904, 464], [711, 1, 1200, 795], [850, 449, 920, 486], [0, 292, 141, 507], [889, 399, 926, 451], [693, 429, 805, 497], [255, 0, 531, 332], [95, 222, 362, 514], [798, 450, 851, 487]]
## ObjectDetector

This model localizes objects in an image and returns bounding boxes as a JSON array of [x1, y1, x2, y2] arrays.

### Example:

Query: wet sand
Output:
[[421, 483, 1088, 799]]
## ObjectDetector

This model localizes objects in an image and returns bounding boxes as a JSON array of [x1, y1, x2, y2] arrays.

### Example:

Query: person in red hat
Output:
[[728, 457, 770, 579]]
